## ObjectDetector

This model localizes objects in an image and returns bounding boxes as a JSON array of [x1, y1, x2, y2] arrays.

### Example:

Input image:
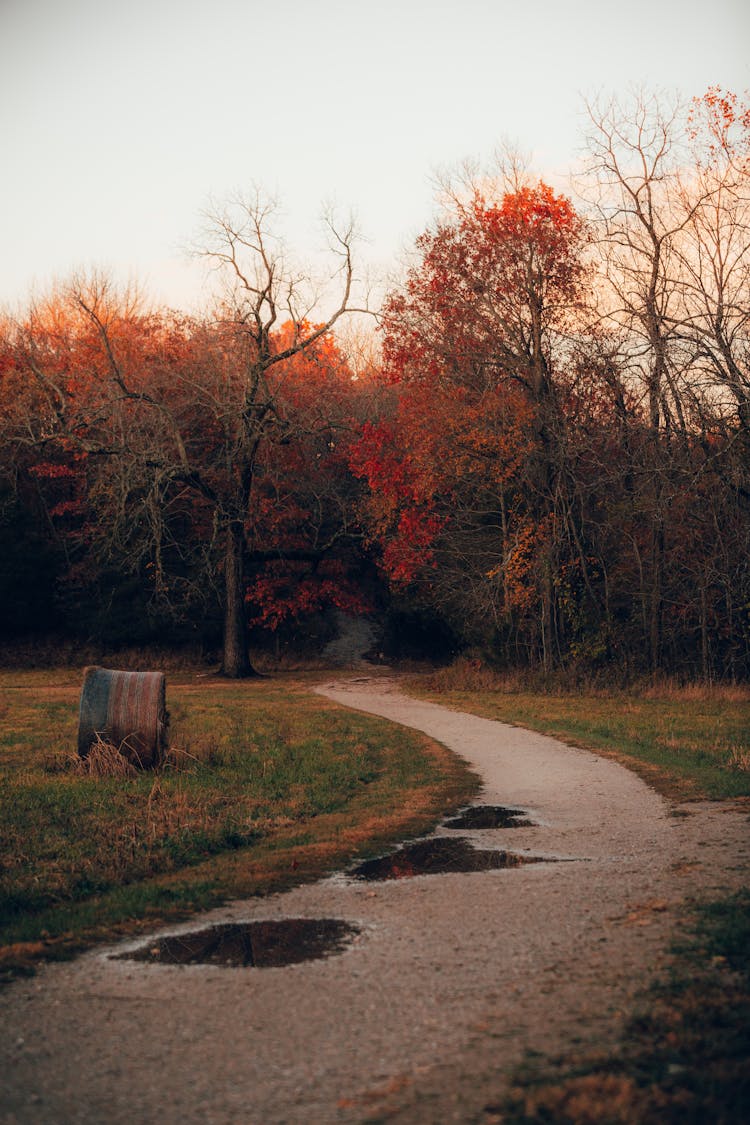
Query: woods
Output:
[[2, 90, 748, 680], [1, 196, 369, 675]]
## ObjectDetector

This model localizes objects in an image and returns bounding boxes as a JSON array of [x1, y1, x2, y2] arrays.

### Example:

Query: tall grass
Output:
[[422, 656, 750, 702]]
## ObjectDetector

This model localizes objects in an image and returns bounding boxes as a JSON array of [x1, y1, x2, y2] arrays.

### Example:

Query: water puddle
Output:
[[349, 836, 548, 881], [443, 805, 534, 830], [113, 918, 359, 968]]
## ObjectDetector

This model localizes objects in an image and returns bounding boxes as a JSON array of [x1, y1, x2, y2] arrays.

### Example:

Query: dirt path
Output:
[[321, 613, 377, 668], [1, 676, 748, 1124]]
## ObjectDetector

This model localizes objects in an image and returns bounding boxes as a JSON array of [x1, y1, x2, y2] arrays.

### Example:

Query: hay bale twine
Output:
[[78, 666, 168, 768]]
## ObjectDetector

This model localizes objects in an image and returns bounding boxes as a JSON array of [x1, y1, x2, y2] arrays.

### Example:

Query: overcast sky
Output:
[[1, 0, 748, 312]]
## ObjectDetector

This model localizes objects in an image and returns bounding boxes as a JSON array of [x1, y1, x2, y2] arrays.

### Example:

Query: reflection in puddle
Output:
[[443, 805, 534, 830], [349, 836, 548, 881], [113, 918, 359, 968]]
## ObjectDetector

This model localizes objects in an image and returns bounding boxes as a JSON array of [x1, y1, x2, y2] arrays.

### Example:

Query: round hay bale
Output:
[[78, 666, 168, 768]]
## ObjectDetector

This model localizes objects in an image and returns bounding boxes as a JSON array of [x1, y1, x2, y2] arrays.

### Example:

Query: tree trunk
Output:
[[649, 519, 664, 677], [220, 519, 257, 678], [700, 580, 710, 682]]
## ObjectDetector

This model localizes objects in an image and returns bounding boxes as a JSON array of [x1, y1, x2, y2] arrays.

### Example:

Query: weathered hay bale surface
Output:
[[78, 666, 168, 768]]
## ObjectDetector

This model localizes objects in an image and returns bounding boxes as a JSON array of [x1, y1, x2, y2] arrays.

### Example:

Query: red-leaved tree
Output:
[[352, 181, 592, 667]]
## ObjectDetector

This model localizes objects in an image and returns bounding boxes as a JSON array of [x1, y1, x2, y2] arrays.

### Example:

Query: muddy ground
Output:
[[1, 676, 748, 1123]]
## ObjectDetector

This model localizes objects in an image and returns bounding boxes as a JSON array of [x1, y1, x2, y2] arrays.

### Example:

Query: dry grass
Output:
[[727, 745, 750, 772], [498, 1072, 653, 1125], [64, 736, 216, 779], [422, 656, 750, 703], [68, 736, 139, 778], [639, 678, 750, 703]]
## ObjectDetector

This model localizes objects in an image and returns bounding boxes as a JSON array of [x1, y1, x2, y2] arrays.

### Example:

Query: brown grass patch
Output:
[[69, 736, 139, 778], [502, 1072, 660, 1125], [420, 659, 750, 703]]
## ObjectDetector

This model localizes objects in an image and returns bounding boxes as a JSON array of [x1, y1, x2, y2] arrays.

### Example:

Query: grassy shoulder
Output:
[[408, 661, 750, 800], [0, 668, 478, 981], [493, 889, 750, 1124]]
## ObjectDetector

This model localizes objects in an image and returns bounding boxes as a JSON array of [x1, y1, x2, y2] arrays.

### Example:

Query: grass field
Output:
[[411, 661, 750, 800], [0, 668, 478, 980]]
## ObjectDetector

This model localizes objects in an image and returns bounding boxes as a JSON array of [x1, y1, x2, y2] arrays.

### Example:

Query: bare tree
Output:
[[674, 91, 750, 440], [580, 89, 750, 674], [581, 92, 697, 670], [582, 91, 694, 433], [190, 191, 363, 674]]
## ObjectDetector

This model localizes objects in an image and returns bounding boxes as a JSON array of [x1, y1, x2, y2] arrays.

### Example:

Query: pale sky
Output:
[[1, 0, 748, 312]]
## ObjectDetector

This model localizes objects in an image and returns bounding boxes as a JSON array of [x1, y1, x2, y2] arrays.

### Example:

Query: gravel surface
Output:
[[2, 675, 748, 1124]]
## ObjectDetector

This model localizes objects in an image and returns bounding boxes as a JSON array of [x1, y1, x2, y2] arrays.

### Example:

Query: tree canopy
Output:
[[2, 89, 748, 680]]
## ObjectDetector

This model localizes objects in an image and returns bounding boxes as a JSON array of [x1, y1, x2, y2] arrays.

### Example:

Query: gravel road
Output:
[[2, 676, 748, 1124]]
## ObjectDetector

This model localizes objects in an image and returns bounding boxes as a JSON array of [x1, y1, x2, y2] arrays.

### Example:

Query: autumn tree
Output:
[[191, 192, 365, 674], [232, 321, 370, 642], [4, 97, 747, 681], [353, 178, 592, 669], [7, 194, 366, 674], [0, 316, 69, 635], [4, 287, 205, 640], [354, 98, 750, 680]]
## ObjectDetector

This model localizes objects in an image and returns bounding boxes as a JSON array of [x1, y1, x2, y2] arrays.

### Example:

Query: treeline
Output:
[[0, 262, 371, 675], [1, 89, 749, 679]]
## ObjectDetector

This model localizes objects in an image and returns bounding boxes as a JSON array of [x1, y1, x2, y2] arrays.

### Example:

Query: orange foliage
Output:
[[689, 86, 750, 168], [6, 287, 365, 632], [353, 183, 585, 608]]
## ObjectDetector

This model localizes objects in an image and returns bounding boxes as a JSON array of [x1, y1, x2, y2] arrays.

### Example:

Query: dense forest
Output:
[[1, 89, 748, 680]]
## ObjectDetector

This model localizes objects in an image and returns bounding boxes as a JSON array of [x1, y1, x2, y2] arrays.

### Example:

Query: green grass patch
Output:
[[0, 669, 478, 980], [410, 663, 750, 800], [494, 890, 750, 1123]]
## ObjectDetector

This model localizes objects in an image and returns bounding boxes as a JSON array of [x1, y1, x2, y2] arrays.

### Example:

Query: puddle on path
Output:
[[113, 918, 359, 968], [349, 836, 548, 881], [443, 805, 535, 830]]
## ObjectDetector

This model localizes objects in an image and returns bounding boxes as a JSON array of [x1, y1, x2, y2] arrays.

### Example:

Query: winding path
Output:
[[1, 676, 747, 1123]]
